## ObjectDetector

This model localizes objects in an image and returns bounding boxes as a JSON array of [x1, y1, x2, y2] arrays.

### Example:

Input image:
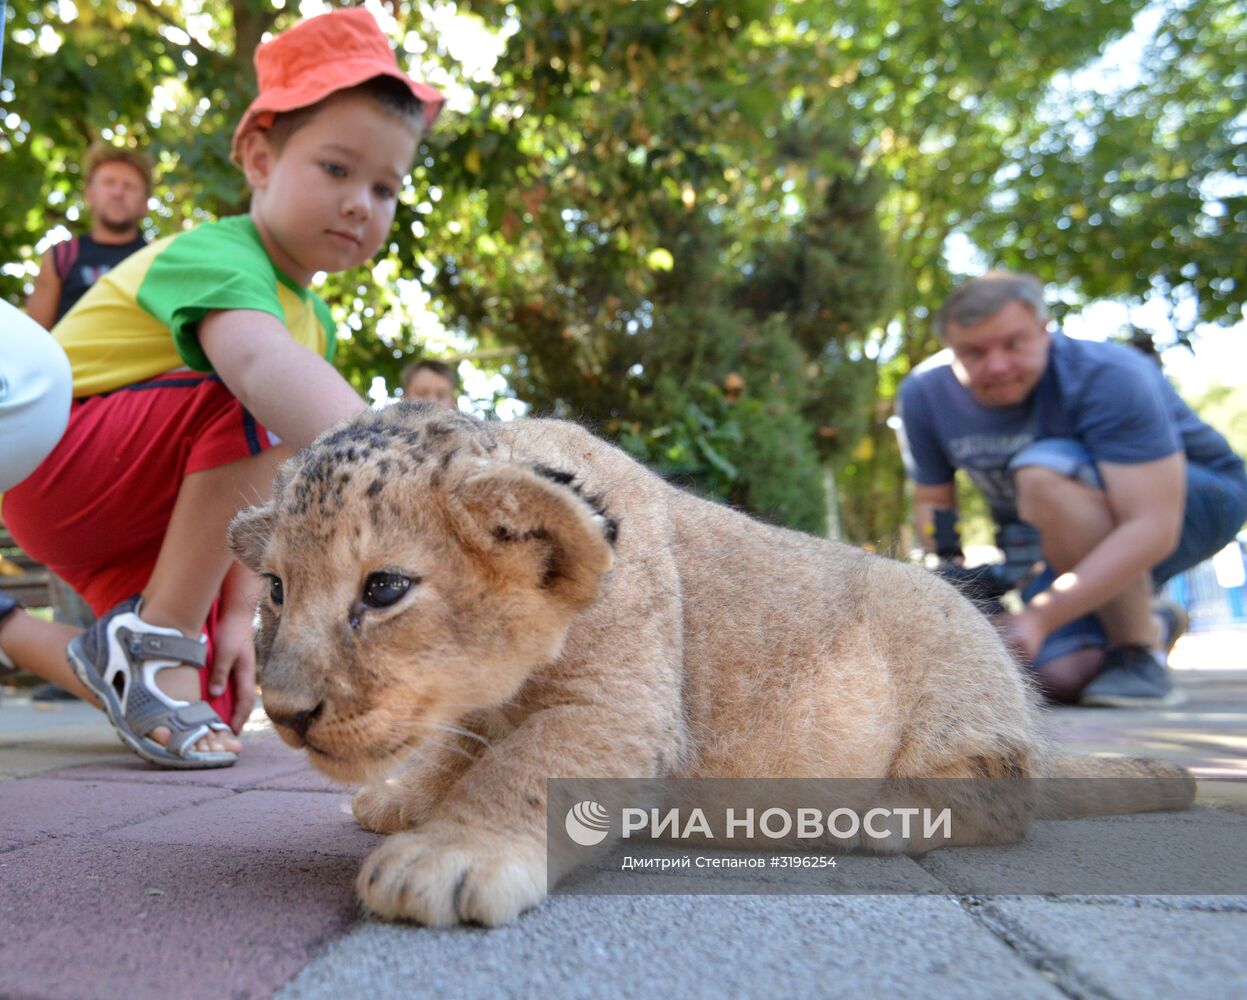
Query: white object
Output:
[[0, 299, 72, 492]]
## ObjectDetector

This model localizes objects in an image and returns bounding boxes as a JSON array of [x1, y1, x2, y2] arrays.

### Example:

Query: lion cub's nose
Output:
[[265, 699, 325, 740]]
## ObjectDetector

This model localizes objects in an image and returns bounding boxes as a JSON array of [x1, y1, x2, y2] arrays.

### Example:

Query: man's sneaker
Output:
[[1080, 644, 1185, 708], [1154, 597, 1189, 655]]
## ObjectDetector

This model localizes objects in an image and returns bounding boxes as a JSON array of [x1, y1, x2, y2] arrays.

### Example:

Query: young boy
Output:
[[400, 358, 458, 409], [0, 8, 444, 767]]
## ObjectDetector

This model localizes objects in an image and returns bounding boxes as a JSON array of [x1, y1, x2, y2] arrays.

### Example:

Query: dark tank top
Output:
[[55, 233, 149, 322]]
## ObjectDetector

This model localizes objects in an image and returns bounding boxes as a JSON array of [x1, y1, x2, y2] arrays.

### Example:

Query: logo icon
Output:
[[564, 800, 611, 846]]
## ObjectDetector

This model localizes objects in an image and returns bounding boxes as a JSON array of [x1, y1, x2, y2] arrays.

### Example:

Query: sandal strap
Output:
[[163, 704, 230, 758], [127, 693, 224, 742], [116, 626, 207, 670]]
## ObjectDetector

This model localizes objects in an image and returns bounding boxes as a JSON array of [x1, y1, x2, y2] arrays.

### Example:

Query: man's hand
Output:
[[1001, 607, 1049, 665]]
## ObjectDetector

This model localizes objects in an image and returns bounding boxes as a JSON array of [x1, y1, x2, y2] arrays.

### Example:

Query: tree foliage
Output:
[[2, 0, 1240, 542], [969, 0, 1246, 342]]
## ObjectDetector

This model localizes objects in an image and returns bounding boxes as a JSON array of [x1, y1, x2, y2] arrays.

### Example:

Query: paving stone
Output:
[[560, 842, 947, 895], [0, 699, 109, 736], [917, 808, 1247, 896], [0, 777, 231, 852], [104, 789, 382, 860], [0, 742, 135, 780], [46, 732, 313, 790], [277, 894, 1063, 1000], [983, 897, 1247, 999], [252, 764, 351, 794], [0, 839, 362, 1000]]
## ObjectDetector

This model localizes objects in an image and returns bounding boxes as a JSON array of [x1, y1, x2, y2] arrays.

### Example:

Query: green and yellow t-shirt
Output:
[[53, 214, 336, 398]]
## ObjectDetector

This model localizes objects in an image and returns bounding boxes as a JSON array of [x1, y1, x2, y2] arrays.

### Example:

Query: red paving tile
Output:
[[251, 766, 351, 794], [46, 732, 314, 790], [0, 736, 380, 998], [0, 839, 363, 1000], [0, 778, 231, 852], [105, 790, 381, 859]]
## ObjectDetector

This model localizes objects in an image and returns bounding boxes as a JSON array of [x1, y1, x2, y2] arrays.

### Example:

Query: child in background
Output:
[[401, 358, 458, 409]]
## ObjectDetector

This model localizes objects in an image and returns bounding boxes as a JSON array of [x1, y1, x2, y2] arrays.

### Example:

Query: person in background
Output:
[[895, 271, 1247, 707], [26, 143, 153, 330], [401, 358, 458, 409]]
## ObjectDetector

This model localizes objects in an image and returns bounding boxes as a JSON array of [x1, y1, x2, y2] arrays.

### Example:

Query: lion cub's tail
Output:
[[1033, 752, 1196, 819]]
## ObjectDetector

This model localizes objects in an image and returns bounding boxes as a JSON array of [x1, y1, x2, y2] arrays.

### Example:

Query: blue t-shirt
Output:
[[896, 331, 1245, 521]]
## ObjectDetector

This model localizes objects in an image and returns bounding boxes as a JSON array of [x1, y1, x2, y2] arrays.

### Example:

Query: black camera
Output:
[[930, 508, 1043, 617]]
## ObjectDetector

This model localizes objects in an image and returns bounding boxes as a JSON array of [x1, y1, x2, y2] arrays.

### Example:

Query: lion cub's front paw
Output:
[[357, 823, 547, 927], [352, 781, 412, 834]]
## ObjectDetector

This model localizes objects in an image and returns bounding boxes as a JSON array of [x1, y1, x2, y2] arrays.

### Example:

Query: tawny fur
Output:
[[228, 402, 1194, 927]]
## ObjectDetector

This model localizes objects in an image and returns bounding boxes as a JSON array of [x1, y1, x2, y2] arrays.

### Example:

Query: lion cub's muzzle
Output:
[[264, 697, 325, 749]]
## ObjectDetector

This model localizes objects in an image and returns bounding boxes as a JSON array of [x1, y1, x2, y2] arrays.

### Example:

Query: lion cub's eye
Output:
[[266, 575, 284, 607], [362, 572, 413, 609]]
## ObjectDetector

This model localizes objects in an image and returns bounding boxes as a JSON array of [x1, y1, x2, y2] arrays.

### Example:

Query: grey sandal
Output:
[[67, 596, 237, 769]]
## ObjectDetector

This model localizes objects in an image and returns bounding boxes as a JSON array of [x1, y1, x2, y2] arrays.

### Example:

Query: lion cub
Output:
[[228, 402, 1192, 926]]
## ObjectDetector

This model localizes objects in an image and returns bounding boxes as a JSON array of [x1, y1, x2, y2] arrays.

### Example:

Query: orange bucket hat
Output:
[[231, 7, 446, 164]]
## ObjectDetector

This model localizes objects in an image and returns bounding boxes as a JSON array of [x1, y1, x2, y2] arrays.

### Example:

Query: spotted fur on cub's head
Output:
[[227, 402, 617, 782]]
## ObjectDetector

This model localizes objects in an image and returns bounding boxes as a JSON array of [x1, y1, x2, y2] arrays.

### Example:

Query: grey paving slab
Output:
[[0, 698, 108, 735], [0, 839, 362, 1000], [0, 697, 123, 780], [0, 776, 231, 852], [276, 894, 1065, 1000], [982, 897, 1247, 999], [104, 789, 382, 860], [917, 807, 1247, 896], [0, 742, 133, 780]]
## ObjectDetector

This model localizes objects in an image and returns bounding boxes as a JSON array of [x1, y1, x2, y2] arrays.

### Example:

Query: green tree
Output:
[[971, 0, 1247, 339], [3, 0, 1242, 543]]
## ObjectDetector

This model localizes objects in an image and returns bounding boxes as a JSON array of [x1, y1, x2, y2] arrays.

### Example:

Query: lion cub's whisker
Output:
[[428, 722, 493, 749]]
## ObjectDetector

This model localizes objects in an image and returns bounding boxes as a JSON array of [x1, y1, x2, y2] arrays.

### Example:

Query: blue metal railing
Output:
[[1165, 550, 1247, 633]]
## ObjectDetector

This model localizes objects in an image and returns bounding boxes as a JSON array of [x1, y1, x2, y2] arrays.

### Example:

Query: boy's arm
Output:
[[26, 250, 62, 330], [199, 308, 368, 450]]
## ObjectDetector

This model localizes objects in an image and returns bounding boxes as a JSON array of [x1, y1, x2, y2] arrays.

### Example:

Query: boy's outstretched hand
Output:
[[211, 562, 261, 734]]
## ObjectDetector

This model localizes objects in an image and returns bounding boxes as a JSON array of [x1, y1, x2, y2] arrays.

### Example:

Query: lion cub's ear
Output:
[[227, 502, 276, 573], [449, 463, 615, 610]]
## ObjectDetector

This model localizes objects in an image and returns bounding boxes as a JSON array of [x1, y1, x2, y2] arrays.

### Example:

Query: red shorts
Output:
[[3, 372, 277, 722]]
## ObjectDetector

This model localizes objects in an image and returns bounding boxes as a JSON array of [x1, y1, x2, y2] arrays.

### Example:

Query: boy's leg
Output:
[[136, 445, 290, 749], [2, 374, 289, 763], [0, 609, 97, 704], [142, 447, 288, 635], [0, 447, 285, 753]]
